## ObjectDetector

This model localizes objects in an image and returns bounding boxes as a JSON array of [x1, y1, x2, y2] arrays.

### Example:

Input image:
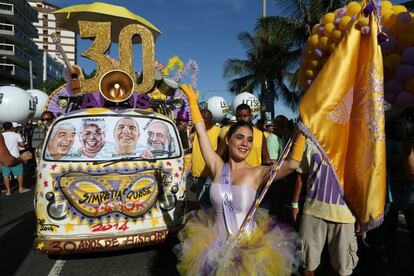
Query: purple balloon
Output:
[[361, 26, 370, 35], [384, 90, 398, 104], [313, 48, 324, 59], [397, 12, 412, 25], [402, 47, 414, 65], [396, 64, 414, 81], [381, 36, 397, 54], [318, 25, 324, 35], [385, 78, 404, 95], [397, 91, 414, 106], [337, 7, 347, 17]]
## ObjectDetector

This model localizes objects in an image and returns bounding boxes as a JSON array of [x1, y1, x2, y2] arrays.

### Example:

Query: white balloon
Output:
[[0, 86, 35, 123], [231, 92, 261, 117], [27, 89, 49, 119], [206, 96, 229, 121]]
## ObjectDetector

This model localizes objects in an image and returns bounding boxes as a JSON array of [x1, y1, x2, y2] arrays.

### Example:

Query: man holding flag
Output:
[[276, 2, 386, 275]]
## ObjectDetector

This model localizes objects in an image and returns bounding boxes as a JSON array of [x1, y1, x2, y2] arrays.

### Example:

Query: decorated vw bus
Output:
[[33, 2, 196, 254], [33, 107, 186, 254]]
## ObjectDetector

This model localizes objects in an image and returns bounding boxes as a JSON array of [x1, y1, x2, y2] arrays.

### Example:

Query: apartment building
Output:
[[29, 0, 77, 66], [0, 0, 42, 87], [0, 0, 63, 88]]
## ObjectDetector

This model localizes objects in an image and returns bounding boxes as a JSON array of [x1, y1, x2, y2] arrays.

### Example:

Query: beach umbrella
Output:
[[53, 2, 161, 43]]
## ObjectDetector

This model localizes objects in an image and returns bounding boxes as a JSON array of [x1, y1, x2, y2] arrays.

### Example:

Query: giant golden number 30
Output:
[[78, 21, 155, 94]]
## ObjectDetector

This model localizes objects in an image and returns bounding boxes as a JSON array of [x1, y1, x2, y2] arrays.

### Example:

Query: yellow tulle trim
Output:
[[176, 208, 296, 276]]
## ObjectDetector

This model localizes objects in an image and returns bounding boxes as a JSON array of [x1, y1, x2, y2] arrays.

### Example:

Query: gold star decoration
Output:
[[65, 224, 75, 232], [151, 217, 158, 227], [36, 242, 45, 250]]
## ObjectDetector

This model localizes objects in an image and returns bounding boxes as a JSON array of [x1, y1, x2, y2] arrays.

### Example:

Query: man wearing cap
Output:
[[175, 110, 191, 153]]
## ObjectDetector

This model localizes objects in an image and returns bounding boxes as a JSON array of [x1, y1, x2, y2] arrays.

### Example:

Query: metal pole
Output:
[[29, 59, 33, 89], [43, 51, 47, 81], [262, 0, 266, 17]]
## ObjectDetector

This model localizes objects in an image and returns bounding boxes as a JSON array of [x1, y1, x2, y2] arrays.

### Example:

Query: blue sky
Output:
[[48, 0, 407, 119]]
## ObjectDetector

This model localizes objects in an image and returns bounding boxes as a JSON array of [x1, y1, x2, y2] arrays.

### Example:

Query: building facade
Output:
[[29, 0, 77, 66], [0, 0, 64, 88], [0, 0, 43, 87]]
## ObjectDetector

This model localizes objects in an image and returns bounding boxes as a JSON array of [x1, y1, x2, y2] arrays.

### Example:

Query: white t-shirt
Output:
[[2, 131, 23, 158]]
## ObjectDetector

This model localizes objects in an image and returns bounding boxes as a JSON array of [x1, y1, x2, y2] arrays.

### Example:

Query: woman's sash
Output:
[[221, 163, 238, 236]]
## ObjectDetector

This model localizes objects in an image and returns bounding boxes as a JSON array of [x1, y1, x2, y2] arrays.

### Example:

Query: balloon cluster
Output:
[[0, 86, 49, 123], [299, 1, 414, 106]]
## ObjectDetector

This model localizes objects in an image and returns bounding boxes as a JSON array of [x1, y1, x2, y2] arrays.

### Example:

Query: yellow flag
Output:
[[298, 15, 386, 230]]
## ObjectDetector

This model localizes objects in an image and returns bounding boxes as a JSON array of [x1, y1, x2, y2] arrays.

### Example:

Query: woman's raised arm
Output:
[[181, 84, 223, 177]]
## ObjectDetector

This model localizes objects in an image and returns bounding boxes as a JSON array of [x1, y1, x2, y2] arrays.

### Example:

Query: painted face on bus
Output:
[[47, 124, 76, 160], [79, 124, 106, 157], [147, 121, 170, 151], [114, 117, 139, 154]]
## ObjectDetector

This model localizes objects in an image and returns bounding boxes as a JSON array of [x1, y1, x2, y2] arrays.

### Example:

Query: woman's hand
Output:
[[181, 84, 199, 105], [181, 84, 203, 125]]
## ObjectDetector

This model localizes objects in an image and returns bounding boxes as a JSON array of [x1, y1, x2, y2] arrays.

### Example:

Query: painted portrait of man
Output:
[[46, 122, 76, 160]]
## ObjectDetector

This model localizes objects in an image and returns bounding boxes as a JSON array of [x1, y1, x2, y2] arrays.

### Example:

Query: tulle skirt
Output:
[[175, 208, 299, 276]]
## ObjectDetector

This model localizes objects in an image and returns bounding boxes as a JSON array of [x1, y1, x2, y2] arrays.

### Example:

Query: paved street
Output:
[[1, 173, 414, 276], [0, 178, 180, 276]]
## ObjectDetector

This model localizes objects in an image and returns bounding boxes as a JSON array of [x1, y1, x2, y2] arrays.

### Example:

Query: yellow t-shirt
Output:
[[219, 125, 230, 140], [220, 126, 263, 167], [191, 125, 221, 177]]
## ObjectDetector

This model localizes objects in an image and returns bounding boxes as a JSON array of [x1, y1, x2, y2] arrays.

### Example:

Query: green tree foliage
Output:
[[224, 0, 352, 117]]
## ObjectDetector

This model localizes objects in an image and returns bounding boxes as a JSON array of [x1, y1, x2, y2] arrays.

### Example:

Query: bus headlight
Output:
[[159, 193, 176, 211], [47, 200, 69, 220]]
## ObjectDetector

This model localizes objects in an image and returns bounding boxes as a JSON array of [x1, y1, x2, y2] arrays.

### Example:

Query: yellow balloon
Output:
[[358, 17, 369, 27], [308, 34, 319, 47], [339, 16, 352, 31], [393, 5, 408, 14], [322, 13, 335, 25], [318, 36, 330, 50], [331, 30, 343, 42], [398, 33, 414, 50], [346, 2, 361, 17], [323, 23, 335, 36], [381, 7, 393, 15], [312, 24, 320, 34], [307, 60, 320, 68], [328, 42, 337, 53], [382, 1, 393, 9], [405, 77, 414, 94], [384, 54, 401, 70], [382, 12, 397, 30], [305, 69, 314, 78]]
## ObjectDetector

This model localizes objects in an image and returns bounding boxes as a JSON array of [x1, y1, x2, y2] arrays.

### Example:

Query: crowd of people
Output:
[[1, 96, 414, 274], [173, 86, 414, 275]]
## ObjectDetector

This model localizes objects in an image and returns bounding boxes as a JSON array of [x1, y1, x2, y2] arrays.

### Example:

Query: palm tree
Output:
[[224, 0, 351, 117], [401, 0, 414, 11]]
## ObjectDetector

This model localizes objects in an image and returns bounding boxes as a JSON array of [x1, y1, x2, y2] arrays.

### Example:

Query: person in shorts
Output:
[[2, 122, 30, 195], [291, 135, 359, 275]]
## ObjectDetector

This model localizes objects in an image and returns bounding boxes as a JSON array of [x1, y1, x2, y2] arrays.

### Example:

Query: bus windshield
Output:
[[43, 114, 182, 162]]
